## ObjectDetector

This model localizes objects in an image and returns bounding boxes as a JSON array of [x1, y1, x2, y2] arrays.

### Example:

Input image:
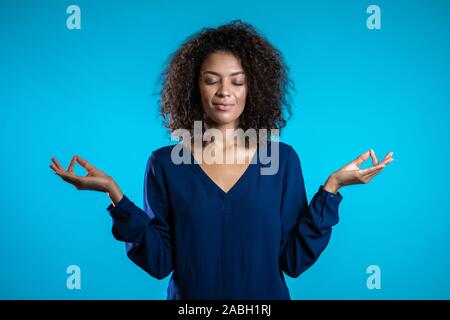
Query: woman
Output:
[[49, 20, 394, 300]]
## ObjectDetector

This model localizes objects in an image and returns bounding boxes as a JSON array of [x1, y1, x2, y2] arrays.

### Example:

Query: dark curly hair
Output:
[[158, 20, 295, 140]]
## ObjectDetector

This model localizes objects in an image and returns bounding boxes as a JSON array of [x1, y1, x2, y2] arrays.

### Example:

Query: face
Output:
[[198, 51, 247, 128]]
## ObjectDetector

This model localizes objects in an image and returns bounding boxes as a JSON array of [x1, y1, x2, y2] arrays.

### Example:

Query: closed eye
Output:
[[204, 80, 245, 86]]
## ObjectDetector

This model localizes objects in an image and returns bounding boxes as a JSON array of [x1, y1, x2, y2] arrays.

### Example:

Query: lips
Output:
[[212, 102, 235, 111]]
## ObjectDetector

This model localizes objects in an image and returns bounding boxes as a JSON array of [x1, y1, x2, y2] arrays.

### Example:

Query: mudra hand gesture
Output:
[[49, 155, 124, 204], [324, 149, 394, 194]]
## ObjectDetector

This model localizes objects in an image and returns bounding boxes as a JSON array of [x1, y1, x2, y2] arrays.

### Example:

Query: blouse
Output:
[[106, 141, 343, 300]]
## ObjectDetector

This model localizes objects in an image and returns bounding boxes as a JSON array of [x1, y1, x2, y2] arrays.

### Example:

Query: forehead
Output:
[[200, 51, 244, 74]]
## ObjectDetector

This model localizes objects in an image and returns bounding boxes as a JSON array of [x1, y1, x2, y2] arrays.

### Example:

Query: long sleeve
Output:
[[106, 152, 174, 280], [279, 146, 343, 278]]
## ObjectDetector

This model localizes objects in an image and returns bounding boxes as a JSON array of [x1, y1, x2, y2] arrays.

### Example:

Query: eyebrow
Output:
[[202, 70, 245, 76]]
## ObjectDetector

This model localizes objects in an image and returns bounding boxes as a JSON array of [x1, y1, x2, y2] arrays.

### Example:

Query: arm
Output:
[[106, 152, 174, 280], [279, 147, 343, 278]]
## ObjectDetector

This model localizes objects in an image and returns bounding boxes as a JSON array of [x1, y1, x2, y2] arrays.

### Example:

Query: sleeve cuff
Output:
[[317, 185, 343, 204], [106, 194, 134, 219]]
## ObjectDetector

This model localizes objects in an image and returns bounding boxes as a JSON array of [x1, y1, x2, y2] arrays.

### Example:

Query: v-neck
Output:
[[188, 145, 259, 197]]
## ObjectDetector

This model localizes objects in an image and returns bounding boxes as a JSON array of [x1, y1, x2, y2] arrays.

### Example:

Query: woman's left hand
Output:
[[323, 149, 394, 193]]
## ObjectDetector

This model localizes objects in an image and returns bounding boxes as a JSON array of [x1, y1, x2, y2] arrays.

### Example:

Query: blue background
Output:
[[1, 0, 449, 299]]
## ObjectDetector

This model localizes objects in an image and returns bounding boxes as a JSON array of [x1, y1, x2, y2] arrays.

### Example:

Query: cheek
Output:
[[199, 85, 211, 97], [204, 87, 217, 102], [236, 87, 247, 105]]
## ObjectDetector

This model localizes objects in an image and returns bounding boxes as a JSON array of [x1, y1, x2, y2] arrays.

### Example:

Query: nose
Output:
[[216, 81, 231, 97]]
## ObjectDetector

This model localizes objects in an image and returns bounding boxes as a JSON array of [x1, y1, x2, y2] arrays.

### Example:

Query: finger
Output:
[[51, 157, 64, 171], [49, 164, 60, 172], [379, 157, 393, 167], [364, 168, 384, 182], [383, 157, 394, 166], [370, 149, 378, 166], [380, 152, 394, 165], [353, 150, 371, 166], [76, 155, 96, 171], [360, 167, 383, 179], [362, 165, 385, 180], [359, 163, 385, 176], [53, 170, 71, 179], [363, 174, 378, 184], [54, 171, 82, 185], [67, 156, 77, 172], [363, 168, 383, 180]]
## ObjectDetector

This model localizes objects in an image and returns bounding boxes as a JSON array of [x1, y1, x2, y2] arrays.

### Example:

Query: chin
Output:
[[207, 112, 240, 125], [208, 116, 238, 126], [205, 105, 244, 126]]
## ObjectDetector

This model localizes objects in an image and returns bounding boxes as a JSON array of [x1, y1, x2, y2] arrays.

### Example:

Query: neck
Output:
[[204, 119, 240, 150]]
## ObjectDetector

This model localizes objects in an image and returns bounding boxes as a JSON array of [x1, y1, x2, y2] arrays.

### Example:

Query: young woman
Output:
[[49, 20, 394, 300]]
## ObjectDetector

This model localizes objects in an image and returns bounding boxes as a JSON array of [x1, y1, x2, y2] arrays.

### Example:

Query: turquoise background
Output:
[[1, 0, 449, 299]]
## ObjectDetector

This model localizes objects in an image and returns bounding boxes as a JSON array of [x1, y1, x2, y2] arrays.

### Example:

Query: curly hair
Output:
[[158, 20, 295, 140]]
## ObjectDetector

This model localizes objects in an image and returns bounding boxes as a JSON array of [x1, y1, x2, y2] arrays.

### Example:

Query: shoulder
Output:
[[266, 141, 299, 161], [277, 141, 295, 155], [151, 144, 175, 159], [266, 141, 302, 174], [257, 141, 302, 178], [145, 144, 178, 170]]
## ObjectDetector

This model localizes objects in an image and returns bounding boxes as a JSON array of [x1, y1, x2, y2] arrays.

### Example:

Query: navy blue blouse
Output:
[[106, 141, 343, 300]]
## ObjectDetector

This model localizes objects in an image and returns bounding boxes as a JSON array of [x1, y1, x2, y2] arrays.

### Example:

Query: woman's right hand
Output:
[[50, 155, 124, 206], [49, 155, 113, 193]]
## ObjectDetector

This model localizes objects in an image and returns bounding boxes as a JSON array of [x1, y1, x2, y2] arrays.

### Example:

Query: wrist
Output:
[[106, 178, 124, 206], [323, 174, 340, 194]]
